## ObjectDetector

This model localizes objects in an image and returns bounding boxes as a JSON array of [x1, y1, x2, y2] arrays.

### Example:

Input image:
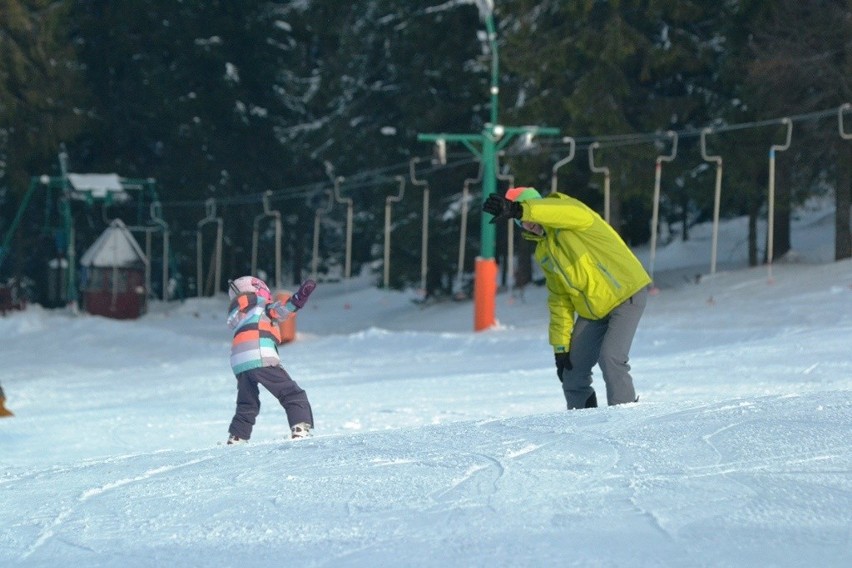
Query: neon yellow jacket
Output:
[[520, 193, 651, 353]]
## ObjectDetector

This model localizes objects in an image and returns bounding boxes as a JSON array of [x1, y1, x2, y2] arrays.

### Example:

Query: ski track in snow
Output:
[[2, 253, 851, 566], [21, 454, 217, 560]]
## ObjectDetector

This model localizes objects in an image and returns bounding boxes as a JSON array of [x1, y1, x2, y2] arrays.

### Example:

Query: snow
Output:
[[79, 219, 148, 268], [2, 207, 851, 567], [67, 173, 128, 201]]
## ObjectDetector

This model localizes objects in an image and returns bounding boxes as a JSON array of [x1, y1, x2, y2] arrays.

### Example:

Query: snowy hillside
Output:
[[1, 208, 851, 567]]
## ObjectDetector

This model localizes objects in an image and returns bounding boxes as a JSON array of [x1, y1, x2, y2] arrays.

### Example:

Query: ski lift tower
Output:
[[0, 146, 159, 309], [418, 0, 558, 331]]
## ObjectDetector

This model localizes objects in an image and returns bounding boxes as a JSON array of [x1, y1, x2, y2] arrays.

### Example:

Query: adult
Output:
[[484, 187, 651, 409]]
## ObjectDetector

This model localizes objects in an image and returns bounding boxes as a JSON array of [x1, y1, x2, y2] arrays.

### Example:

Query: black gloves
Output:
[[483, 194, 522, 224], [555, 352, 572, 382]]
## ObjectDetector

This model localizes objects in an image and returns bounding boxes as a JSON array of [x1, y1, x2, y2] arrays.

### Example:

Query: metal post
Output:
[[149, 201, 169, 301], [383, 176, 406, 288], [588, 142, 612, 224], [196, 198, 223, 297], [144, 230, 152, 301], [550, 137, 576, 194], [766, 118, 792, 282], [251, 191, 282, 289], [839, 104, 852, 263], [701, 128, 723, 275], [417, 3, 558, 329], [475, 5, 500, 329], [410, 157, 430, 295], [648, 131, 678, 286], [58, 145, 77, 309], [480, 130, 498, 259], [332, 176, 352, 280], [840, 103, 852, 140]]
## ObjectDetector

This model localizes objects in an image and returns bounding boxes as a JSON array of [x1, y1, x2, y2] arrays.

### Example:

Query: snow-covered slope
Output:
[[1, 208, 850, 567]]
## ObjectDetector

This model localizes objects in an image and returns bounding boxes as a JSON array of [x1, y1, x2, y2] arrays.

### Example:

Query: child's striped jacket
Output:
[[227, 293, 293, 374]]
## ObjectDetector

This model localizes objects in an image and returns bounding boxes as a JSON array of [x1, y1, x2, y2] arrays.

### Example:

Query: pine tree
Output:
[[744, 0, 852, 261], [0, 0, 88, 193]]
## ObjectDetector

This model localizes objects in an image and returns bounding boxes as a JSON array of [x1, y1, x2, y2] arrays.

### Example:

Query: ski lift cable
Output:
[[155, 106, 845, 212]]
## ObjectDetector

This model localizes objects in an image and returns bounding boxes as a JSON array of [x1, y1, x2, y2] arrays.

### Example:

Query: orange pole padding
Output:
[[0, 397, 12, 418], [473, 257, 498, 332], [274, 291, 297, 344]]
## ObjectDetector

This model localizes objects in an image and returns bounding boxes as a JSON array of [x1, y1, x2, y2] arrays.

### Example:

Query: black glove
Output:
[[555, 352, 572, 382], [482, 194, 522, 224]]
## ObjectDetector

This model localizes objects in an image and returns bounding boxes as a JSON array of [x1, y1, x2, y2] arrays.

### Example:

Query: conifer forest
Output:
[[1, 0, 850, 304]]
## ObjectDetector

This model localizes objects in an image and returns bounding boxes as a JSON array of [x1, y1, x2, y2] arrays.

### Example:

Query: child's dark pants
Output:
[[228, 366, 313, 440]]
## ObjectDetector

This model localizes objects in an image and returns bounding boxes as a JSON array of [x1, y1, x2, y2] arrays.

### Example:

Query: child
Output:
[[225, 276, 316, 444]]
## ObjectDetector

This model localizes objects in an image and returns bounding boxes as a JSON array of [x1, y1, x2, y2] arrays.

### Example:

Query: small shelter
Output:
[[67, 173, 132, 203], [80, 219, 148, 319]]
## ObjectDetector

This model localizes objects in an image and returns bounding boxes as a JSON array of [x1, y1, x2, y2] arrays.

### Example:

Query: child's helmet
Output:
[[228, 276, 272, 301]]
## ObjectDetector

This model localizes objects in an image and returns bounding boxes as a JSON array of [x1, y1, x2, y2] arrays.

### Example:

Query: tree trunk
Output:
[[772, 158, 792, 260], [610, 195, 624, 241], [515, 237, 533, 289], [837, 143, 852, 261], [748, 206, 759, 267]]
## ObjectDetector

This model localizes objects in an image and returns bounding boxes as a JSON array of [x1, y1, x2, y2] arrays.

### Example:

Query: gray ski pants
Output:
[[561, 287, 648, 409], [229, 366, 313, 440]]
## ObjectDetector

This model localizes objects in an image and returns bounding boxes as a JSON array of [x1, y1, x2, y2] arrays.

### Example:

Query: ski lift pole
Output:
[[839, 104, 852, 261], [410, 157, 430, 294], [456, 164, 484, 296], [383, 176, 406, 288], [251, 191, 282, 289], [588, 142, 612, 224], [311, 190, 334, 281], [333, 176, 353, 280], [550, 137, 576, 194], [149, 201, 170, 301], [418, 0, 559, 330], [648, 131, 678, 287], [839, 103, 852, 140], [701, 128, 723, 275], [196, 198, 223, 297], [766, 118, 793, 283]]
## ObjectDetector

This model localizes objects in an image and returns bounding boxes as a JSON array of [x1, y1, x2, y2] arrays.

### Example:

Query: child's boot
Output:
[[226, 434, 247, 445], [291, 422, 312, 439]]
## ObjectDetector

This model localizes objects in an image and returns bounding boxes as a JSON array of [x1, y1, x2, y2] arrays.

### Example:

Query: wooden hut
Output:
[[80, 219, 148, 319]]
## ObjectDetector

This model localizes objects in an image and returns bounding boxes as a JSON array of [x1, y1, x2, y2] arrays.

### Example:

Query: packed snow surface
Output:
[[2, 209, 851, 567]]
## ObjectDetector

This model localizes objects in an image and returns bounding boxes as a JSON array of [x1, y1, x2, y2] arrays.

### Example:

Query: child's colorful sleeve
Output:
[[264, 300, 295, 322], [226, 293, 259, 329]]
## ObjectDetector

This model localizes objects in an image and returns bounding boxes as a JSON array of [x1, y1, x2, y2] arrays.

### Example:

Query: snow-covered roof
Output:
[[80, 219, 148, 268], [67, 173, 130, 202]]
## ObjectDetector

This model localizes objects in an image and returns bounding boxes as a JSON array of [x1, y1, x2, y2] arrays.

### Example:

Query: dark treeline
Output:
[[1, 0, 850, 302]]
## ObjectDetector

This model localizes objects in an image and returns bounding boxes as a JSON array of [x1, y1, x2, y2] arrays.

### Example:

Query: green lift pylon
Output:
[[418, 4, 558, 331]]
